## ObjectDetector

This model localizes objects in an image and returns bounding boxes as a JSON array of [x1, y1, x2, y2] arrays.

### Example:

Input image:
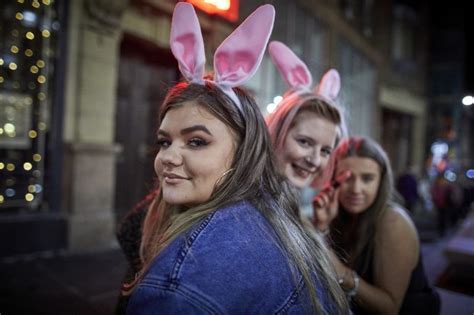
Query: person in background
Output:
[[313, 136, 440, 314], [396, 165, 419, 213], [431, 173, 452, 237], [121, 3, 348, 314], [265, 41, 347, 219]]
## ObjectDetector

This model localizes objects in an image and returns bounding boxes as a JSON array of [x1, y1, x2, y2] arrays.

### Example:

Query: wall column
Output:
[[63, 0, 128, 252]]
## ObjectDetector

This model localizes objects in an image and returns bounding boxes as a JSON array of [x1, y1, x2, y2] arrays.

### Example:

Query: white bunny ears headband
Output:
[[170, 3, 275, 111], [268, 41, 341, 102]]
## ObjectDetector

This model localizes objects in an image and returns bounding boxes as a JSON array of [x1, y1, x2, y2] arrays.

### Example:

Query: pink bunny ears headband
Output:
[[268, 41, 341, 101], [170, 3, 275, 111]]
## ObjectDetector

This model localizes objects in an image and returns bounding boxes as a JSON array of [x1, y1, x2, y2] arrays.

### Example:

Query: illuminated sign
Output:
[[187, 0, 239, 22]]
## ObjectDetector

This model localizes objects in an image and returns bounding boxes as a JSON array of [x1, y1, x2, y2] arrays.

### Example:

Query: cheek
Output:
[[338, 184, 350, 199], [154, 154, 162, 176], [367, 182, 380, 200], [283, 139, 303, 162], [320, 156, 330, 169]]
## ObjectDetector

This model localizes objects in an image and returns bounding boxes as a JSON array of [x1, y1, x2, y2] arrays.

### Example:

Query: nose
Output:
[[157, 145, 183, 167], [350, 178, 362, 193], [305, 150, 321, 169]]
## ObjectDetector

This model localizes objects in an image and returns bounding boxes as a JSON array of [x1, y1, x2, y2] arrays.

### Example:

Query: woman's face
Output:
[[280, 111, 338, 188], [337, 156, 382, 214], [155, 102, 236, 206]]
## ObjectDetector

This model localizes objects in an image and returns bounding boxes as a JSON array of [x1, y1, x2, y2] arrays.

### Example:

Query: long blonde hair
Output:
[[126, 82, 349, 313]]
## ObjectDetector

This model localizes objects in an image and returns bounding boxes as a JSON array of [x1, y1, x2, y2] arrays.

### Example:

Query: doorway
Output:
[[114, 34, 178, 219]]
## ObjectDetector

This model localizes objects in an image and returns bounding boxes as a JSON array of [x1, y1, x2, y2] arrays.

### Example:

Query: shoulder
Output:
[[379, 204, 417, 238], [183, 200, 287, 274], [376, 203, 419, 259]]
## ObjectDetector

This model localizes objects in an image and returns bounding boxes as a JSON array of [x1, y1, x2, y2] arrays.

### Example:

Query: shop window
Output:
[[0, 0, 61, 210]]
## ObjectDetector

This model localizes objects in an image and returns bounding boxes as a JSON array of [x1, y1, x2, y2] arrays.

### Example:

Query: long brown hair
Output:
[[125, 81, 348, 313], [330, 137, 394, 276], [266, 92, 347, 188]]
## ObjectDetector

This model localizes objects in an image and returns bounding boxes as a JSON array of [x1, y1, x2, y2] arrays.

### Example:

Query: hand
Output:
[[312, 170, 351, 231], [312, 186, 339, 231]]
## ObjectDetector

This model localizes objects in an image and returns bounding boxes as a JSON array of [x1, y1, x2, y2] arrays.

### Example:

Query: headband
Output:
[[170, 3, 275, 111], [268, 41, 341, 101]]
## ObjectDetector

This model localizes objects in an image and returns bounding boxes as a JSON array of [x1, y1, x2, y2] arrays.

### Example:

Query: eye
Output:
[[156, 138, 170, 149], [296, 137, 311, 148], [361, 175, 376, 183], [321, 147, 332, 157], [188, 138, 208, 148]]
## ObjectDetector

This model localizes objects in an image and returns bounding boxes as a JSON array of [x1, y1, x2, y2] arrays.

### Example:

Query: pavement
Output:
[[0, 210, 473, 315]]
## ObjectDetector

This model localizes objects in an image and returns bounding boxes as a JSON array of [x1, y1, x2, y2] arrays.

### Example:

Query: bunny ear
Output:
[[316, 69, 341, 100], [170, 3, 205, 83], [268, 41, 312, 91], [213, 4, 275, 87]]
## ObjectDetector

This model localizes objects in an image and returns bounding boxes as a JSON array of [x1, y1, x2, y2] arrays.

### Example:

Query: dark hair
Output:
[[330, 136, 393, 276], [129, 82, 348, 313]]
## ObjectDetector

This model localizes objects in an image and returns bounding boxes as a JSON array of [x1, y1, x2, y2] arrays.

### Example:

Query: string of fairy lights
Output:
[[0, 0, 57, 207]]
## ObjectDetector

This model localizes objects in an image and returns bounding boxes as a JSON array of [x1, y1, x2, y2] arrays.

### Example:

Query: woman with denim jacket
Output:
[[121, 3, 348, 314]]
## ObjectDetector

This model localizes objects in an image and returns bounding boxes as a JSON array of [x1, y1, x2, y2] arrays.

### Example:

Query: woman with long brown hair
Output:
[[313, 137, 440, 314], [120, 3, 348, 313]]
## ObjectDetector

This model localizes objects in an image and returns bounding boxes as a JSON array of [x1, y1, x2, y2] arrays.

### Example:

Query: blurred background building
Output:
[[0, 0, 472, 258]]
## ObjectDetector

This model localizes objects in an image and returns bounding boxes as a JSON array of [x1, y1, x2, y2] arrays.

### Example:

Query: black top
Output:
[[352, 252, 440, 314]]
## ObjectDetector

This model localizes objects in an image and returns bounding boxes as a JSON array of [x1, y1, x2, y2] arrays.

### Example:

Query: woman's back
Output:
[[127, 200, 335, 314]]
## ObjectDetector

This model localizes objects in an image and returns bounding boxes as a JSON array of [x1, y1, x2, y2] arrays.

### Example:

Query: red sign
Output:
[[186, 0, 239, 22]]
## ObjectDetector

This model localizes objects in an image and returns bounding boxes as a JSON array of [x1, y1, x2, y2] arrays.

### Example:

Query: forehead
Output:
[[160, 101, 219, 128], [337, 156, 381, 174], [290, 111, 337, 141]]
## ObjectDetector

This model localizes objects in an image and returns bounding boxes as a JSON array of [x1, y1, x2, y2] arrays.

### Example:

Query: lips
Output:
[[162, 172, 190, 184], [344, 196, 364, 205], [291, 163, 316, 179]]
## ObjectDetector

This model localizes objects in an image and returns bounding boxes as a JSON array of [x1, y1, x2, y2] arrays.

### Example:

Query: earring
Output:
[[214, 168, 234, 189]]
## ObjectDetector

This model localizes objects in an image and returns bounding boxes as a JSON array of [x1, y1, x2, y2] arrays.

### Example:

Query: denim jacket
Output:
[[127, 200, 336, 314]]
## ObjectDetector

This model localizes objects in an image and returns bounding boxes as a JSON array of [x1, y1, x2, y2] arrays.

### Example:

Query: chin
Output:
[[287, 175, 308, 189], [162, 190, 188, 205], [343, 205, 367, 215]]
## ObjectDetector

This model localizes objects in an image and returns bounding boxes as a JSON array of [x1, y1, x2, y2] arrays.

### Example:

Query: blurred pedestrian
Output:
[[119, 3, 348, 314], [313, 136, 440, 314], [431, 174, 452, 236], [396, 165, 419, 213]]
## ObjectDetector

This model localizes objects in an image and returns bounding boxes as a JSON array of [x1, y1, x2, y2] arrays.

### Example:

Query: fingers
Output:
[[312, 186, 335, 230], [328, 188, 340, 218], [332, 170, 351, 188], [313, 186, 335, 208], [312, 206, 330, 230]]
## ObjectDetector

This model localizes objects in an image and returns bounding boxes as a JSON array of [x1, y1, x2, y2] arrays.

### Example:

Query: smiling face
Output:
[[155, 101, 236, 206], [279, 110, 338, 188], [337, 156, 382, 214]]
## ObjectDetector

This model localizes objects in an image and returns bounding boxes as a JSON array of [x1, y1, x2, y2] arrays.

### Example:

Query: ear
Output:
[[316, 69, 341, 100], [170, 3, 205, 83], [213, 4, 275, 87], [268, 41, 312, 91]]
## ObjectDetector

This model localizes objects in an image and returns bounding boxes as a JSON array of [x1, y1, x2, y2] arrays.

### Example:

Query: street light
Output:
[[462, 95, 473, 106]]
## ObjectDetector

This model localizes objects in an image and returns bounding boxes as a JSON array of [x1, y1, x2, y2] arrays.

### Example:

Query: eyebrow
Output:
[[157, 125, 212, 137], [181, 125, 212, 136]]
